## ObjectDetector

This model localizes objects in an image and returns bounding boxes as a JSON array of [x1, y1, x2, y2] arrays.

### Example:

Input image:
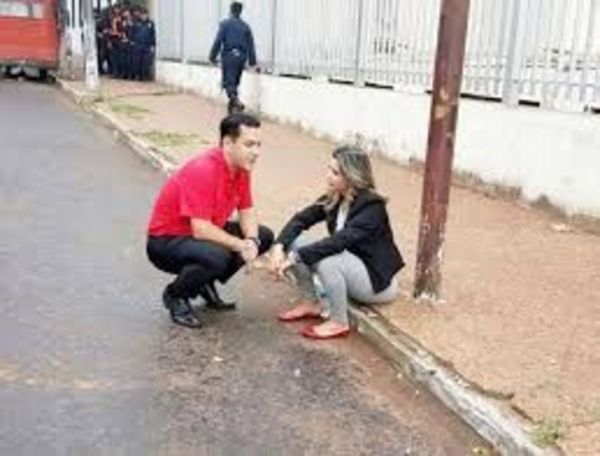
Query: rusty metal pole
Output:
[[413, 0, 470, 300]]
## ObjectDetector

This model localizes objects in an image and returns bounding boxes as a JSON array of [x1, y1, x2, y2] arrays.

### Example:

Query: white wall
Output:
[[157, 60, 600, 218]]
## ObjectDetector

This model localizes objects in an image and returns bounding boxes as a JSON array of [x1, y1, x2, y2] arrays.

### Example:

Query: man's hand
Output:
[[238, 239, 259, 270]]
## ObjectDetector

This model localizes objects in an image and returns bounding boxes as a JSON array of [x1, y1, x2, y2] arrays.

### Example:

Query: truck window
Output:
[[0, 1, 44, 19]]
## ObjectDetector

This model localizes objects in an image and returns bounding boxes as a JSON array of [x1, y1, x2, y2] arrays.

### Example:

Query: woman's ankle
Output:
[[315, 320, 350, 331], [294, 300, 321, 311]]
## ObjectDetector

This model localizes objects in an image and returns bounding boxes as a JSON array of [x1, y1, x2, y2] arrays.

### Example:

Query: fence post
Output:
[[502, 0, 526, 106], [354, 0, 365, 86], [270, 0, 278, 74], [153, 0, 161, 60], [580, 0, 598, 104], [180, 0, 187, 63]]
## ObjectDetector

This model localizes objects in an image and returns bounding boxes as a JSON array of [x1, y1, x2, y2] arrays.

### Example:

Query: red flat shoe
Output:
[[277, 308, 322, 322], [300, 324, 350, 339]]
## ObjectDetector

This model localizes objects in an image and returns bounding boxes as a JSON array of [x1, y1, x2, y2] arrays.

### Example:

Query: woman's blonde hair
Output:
[[323, 145, 376, 209]]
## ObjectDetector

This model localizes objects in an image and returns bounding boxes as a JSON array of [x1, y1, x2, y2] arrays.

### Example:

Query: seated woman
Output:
[[270, 146, 404, 339]]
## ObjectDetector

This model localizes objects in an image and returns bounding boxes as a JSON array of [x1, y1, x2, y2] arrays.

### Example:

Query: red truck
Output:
[[0, 0, 61, 78]]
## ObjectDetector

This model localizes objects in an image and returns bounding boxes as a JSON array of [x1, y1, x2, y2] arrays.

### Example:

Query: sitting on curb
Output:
[[269, 146, 405, 339]]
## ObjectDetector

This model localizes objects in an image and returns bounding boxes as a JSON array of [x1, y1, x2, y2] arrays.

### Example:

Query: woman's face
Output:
[[326, 159, 349, 195]]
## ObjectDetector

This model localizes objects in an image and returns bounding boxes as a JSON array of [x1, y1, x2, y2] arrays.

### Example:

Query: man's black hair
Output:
[[230, 2, 243, 17], [220, 113, 260, 141]]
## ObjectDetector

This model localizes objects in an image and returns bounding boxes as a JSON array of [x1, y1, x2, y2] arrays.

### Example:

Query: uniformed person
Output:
[[120, 8, 135, 79], [131, 8, 156, 81], [209, 1, 257, 114], [108, 5, 123, 77], [95, 9, 110, 75]]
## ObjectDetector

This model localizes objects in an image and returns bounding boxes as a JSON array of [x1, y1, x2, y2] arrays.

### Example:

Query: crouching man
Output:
[[146, 113, 273, 328]]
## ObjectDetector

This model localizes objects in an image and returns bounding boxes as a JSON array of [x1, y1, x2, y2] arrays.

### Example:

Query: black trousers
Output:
[[132, 45, 153, 81], [147, 222, 274, 299], [109, 42, 122, 76], [97, 39, 109, 75], [110, 42, 130, 78], [221, 51, 246, 101]]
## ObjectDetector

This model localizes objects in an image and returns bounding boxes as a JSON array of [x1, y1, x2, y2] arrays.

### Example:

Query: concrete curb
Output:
[[57, 79, 563, 456], [56, 78, 177, 175], [349, 306, 562, 456]]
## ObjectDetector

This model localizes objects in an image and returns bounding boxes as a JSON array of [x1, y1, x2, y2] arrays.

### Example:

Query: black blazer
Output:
[[276, 189, 405, 293]]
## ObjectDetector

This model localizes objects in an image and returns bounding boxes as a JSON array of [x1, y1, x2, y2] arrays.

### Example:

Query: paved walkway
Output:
[[63, 78, 600, 455]]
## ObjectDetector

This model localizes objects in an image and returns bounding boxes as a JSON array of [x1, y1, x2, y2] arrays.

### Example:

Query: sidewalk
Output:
[[60, 78, 599, 455]]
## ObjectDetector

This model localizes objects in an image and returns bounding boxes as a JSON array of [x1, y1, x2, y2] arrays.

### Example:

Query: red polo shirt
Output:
[[147, 147, 252, 236]]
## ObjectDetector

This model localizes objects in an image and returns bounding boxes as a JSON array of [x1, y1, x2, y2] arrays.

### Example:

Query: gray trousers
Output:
[[289, 238, 398, 325]]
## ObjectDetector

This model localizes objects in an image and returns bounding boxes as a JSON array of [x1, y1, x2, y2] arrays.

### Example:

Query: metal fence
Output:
[[156, 0, 600, 112]]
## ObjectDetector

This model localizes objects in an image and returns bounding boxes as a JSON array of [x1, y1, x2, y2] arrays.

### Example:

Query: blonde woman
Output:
[[270, 146, 404, 339]]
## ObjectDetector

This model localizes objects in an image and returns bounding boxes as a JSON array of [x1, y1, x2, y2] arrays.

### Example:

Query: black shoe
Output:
[[227, 98, 245, 115], [233, 99, 245, 113], [227, 99, 236, 115], [162, 287, 203, 328], [199, 283, 237, 311]]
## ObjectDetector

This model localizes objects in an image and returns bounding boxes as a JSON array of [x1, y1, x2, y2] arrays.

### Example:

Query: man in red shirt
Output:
[[146, 113, 273, 328]]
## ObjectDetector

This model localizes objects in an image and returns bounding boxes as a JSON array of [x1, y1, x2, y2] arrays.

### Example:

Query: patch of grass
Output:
[[108, 102, 151, 119], [91, 91, 110, 103], [135, 130, 202, 149], [471, 446, 490, 455], [532, 418, 566, 448], [78, 91, 110, 110]]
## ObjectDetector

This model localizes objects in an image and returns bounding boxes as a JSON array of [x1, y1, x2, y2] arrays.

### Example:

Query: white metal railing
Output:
[[156, 0, 600, 112]]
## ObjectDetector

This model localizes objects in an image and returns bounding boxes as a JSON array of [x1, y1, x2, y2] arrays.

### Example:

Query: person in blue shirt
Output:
[[209, 2, 257, 114], [131, 8, 156, 81]]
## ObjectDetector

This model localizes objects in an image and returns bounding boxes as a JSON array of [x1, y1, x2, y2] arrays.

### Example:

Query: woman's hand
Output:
[[269, 244, 286, 274], [276, 256, 295, 280]]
